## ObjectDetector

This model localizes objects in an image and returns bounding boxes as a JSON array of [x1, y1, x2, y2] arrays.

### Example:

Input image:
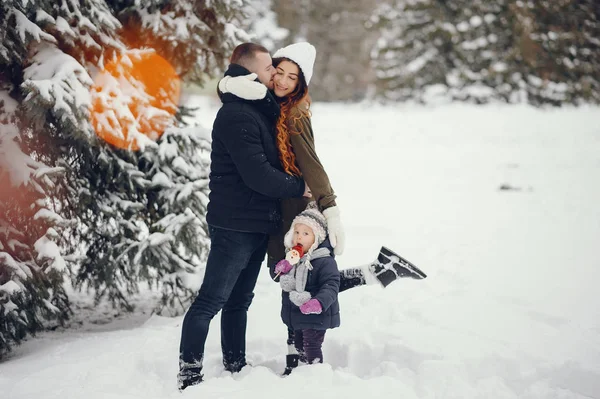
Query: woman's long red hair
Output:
[[273, 57, 311, 176]]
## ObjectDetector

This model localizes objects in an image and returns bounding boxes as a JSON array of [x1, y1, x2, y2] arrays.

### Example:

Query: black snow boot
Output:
[[369, 246, 427, 287], [283, 354, 299, 376], [177, 368, 203, 391]]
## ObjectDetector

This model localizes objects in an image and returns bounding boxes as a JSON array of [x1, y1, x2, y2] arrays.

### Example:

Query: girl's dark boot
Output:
[[283, 354, 299, 375]]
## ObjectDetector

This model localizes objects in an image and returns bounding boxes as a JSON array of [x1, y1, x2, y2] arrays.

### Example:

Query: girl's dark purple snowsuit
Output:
[[294, 329, 326, 363]]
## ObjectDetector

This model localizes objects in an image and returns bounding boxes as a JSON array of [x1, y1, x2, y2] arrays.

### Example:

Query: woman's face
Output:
[[273, 60, 300, 98]]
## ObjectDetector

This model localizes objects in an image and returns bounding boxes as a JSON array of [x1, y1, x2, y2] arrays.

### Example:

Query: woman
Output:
[[266, 43, 342, 274], [219, 42, 426, 371]]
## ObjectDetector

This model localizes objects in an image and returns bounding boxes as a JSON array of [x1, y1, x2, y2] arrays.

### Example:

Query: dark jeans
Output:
[[293, 329, 326, 364], [179, 225, 269, 380]]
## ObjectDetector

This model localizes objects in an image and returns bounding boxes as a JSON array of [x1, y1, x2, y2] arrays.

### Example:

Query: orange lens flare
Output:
[[91, 50, 181, 151]]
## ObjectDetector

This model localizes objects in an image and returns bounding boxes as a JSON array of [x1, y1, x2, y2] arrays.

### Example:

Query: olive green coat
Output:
[[267, 104, 337, 270]]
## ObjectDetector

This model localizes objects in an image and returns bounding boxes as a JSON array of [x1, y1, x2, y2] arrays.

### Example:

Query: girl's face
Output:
[[273, 60, 300, 98], [292, 223, 315, 253]]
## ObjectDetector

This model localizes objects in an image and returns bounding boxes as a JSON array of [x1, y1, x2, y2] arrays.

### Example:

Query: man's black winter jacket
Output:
[[206, 64, 305, 234]]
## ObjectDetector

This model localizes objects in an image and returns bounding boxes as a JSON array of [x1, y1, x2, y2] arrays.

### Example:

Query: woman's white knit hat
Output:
[[273, 42, 316, 85], [284, 202, 327, 254]]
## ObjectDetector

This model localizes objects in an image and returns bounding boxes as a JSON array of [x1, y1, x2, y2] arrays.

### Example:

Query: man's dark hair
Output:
[[230, 43, 269, 68]]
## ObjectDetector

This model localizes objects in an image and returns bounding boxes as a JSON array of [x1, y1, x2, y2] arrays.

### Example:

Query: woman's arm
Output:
[[289, 110, 337, 211], [289, 108, 345, 255]]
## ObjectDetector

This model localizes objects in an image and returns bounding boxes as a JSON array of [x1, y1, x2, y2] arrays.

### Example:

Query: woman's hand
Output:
[[303, 182, 312, 198], [323, 206, 345, 255], [218, 73, 267, 100]]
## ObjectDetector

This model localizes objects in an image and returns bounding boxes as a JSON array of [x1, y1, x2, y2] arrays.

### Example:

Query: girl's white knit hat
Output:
[[272, 42, 316, 85], [284, 202, 327, 254]]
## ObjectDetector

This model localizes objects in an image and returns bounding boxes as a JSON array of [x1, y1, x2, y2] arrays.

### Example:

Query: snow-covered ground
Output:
[[2, 97, 600, 399]]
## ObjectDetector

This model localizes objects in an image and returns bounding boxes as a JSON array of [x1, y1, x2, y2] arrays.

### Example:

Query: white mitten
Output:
[[218, 73, 267, 100], [323, 206, 345, 256]]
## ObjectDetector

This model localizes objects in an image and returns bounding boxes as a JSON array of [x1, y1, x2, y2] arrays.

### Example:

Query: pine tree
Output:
[[371, 0, 456, 103], [244, 0, 288, 50], [449, 0, 600, 105], [1, 0, 247, 355], [1, 81, 70, 356], [440, 0, 518, 103], [71, 0, 247, 313], [524, 0, 600, 105], [114, 0, 249, 86], [0, 0, 79, 357], [371, 0, 600, 106]]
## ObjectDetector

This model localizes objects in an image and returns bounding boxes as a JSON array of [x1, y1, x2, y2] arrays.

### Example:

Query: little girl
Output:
[[273, 202, 340, 372]]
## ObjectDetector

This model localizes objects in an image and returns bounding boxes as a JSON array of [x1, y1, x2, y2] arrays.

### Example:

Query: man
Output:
[[178, 43, 310, 390]]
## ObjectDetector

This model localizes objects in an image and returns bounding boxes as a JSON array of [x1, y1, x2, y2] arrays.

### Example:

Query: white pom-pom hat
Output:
[[284, 202, 328, 255], [273, 42, 316, 85]]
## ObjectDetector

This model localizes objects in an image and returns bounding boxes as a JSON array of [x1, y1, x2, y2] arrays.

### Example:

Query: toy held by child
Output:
[[274, 244, 304, 277], [273, 202, 340, 372]]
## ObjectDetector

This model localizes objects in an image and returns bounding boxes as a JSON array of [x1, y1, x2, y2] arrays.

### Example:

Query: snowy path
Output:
[[1, 100, 599, 399]]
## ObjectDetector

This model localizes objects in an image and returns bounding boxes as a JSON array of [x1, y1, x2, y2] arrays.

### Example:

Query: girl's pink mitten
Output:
[[275, 259, 293, 275], [299, 298, 322, 315]]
